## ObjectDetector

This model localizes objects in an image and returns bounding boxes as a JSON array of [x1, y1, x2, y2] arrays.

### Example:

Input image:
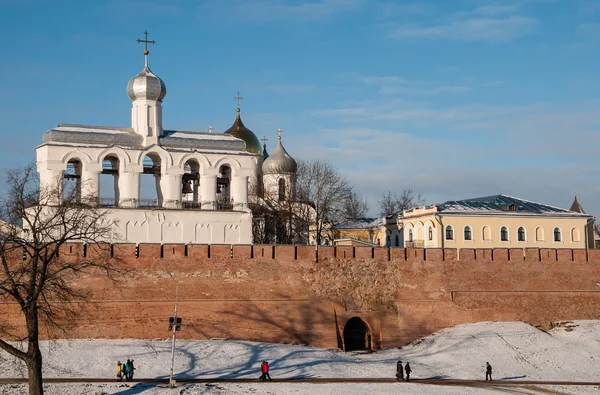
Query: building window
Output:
[[500, 226, 508, 241], [445, 226, 454, 240], [518, 227, 525, 241], [408, 229, 413, 242], [428, 227, 433, 241], [482, 226, 491, 241], [554, 227, 561, 242], [395, 234, 400, 246], [536, 227, 544, 241], [464, 226, 472, 241], [571, 228, 580, 242]]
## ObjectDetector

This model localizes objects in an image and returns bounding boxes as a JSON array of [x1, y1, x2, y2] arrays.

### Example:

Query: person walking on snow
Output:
[[260, 361, 272, 381], [116, 361, 123, 381], [405, 362, 412, 382], [485, 362, 492, 381], [122, 360, 130, 381], [127, 359, 135, 380], [395, 360, 404, 381]]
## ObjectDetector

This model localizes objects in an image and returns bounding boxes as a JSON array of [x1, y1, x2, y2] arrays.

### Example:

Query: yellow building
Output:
[[401, 194, 595, 249], [323, 216, 403, 247]]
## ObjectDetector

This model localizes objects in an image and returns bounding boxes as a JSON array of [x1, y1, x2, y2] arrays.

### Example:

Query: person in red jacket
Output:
[[259, 361, 272, 381]]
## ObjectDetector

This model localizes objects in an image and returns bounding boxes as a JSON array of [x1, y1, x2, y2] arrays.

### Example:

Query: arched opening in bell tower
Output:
[[217, 165, 232, 210], [343, 317, 371, 352], [63, 159, 82, 203], [140, 154, 162, 208], [182, 159, 201, 209], [99, 155, 119, 207]]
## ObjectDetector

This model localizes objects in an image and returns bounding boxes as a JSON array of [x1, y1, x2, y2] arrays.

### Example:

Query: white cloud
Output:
[[390, 16, 539, 42], [295, 100, 600, 218]]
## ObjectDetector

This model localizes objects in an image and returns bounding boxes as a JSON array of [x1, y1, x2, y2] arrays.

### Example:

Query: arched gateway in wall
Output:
[[343, 317, 371, 351]]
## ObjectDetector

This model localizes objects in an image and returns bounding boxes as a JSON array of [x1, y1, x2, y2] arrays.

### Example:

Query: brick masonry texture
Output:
[[2, 244, 600, 349]]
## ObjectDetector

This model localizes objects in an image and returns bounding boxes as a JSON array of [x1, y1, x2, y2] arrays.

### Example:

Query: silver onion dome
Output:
[[262, 136, 297, 175], [126, 65, 167, 102]]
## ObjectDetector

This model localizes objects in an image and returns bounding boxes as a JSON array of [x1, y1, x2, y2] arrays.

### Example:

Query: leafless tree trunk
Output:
[[296, 159, 354, 245], [0, 164, 121, 395]]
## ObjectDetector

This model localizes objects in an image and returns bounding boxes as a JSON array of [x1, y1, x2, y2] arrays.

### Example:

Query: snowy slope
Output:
[[1, 320, 600, 394]]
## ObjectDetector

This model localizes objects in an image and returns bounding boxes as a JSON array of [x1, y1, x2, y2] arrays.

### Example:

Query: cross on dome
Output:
[[207, 124, 214, 133], [276, 128, 283, 141], [137, 31, 156, 67], [261, 135, 269, 146], [234, 92, 244, 109]]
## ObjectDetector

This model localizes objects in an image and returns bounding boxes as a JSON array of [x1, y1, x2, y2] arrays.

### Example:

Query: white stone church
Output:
[[35, 33, 297, 244]]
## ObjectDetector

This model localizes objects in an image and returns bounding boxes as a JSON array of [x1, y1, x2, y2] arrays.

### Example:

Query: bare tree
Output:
[[249, 167, 309, 245], [379, 191, 397, 217], [296, 159, 353, 245], [379, 188, 424, 217], [343, 192, 369, 220], [0, 164, 121, 395]]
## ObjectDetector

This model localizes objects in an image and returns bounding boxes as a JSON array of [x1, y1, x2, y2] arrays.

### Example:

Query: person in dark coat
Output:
[[485, 362, 492, 381], [126, 359, 135, 380], [395, 360, 404, 381], [123, 360, 130, 381], [405, 362, 412, 382]]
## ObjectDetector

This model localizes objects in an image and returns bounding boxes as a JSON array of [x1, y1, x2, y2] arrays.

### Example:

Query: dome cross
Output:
[[261, 135, 268, 146], [137, 31, 156, 66], [234, 92, 244, 109], [276, 128, 283, 141]]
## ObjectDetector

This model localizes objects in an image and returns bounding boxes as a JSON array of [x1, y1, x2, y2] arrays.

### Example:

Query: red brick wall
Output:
[[3, 244, 600, 349]]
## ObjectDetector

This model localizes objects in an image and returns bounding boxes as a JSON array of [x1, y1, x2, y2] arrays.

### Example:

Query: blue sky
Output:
[[1, 0, 599, 217]]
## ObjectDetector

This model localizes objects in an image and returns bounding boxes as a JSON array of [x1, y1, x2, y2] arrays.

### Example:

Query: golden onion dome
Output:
[[224, 108, 262, 155]]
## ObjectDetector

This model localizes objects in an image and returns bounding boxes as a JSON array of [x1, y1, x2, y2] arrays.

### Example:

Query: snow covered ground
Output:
[[1, 321, 600, 394]]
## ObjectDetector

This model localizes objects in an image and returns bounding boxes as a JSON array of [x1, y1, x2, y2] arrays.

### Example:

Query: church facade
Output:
[[35, 33, 296, 245]]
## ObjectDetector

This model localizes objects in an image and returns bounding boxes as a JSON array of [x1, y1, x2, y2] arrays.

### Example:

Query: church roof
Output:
[[224, 109, 262, 155], [43, 124, 248, 152], [262, 136, 297, 175], [435, 194, 591, 217]]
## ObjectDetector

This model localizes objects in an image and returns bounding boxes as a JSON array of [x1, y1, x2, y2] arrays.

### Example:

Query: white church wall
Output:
[[109, 209, 252, 244]]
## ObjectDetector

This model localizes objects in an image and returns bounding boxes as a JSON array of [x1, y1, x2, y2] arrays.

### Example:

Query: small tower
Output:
[[262, 129, 297, 202], [126, 31, 166, 146]]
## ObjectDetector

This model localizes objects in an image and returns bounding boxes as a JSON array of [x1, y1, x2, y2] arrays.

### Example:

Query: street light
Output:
[[166, 272, 179, 388]]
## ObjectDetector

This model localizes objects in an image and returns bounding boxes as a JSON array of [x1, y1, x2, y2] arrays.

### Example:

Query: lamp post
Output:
[[166, 272, 179, 388]]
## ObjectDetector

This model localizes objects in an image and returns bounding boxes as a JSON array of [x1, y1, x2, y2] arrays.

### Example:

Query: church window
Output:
[[518, 227, 526, 242], [445, 226, 454, 240], [554, 227, 562, 242], [464, 226, 472, 241], [63, 158, 82, 203], [428, 227, 433, 241], [571, 228, 580, 242], [140, 154, 162, 208], [278, 178, 286, 201], [500, 226, 509, 241], [99, 155, 119, 207], [408, 229, 413, 242], [482, 226, 492, 241], [395, 234, 400, 247]]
